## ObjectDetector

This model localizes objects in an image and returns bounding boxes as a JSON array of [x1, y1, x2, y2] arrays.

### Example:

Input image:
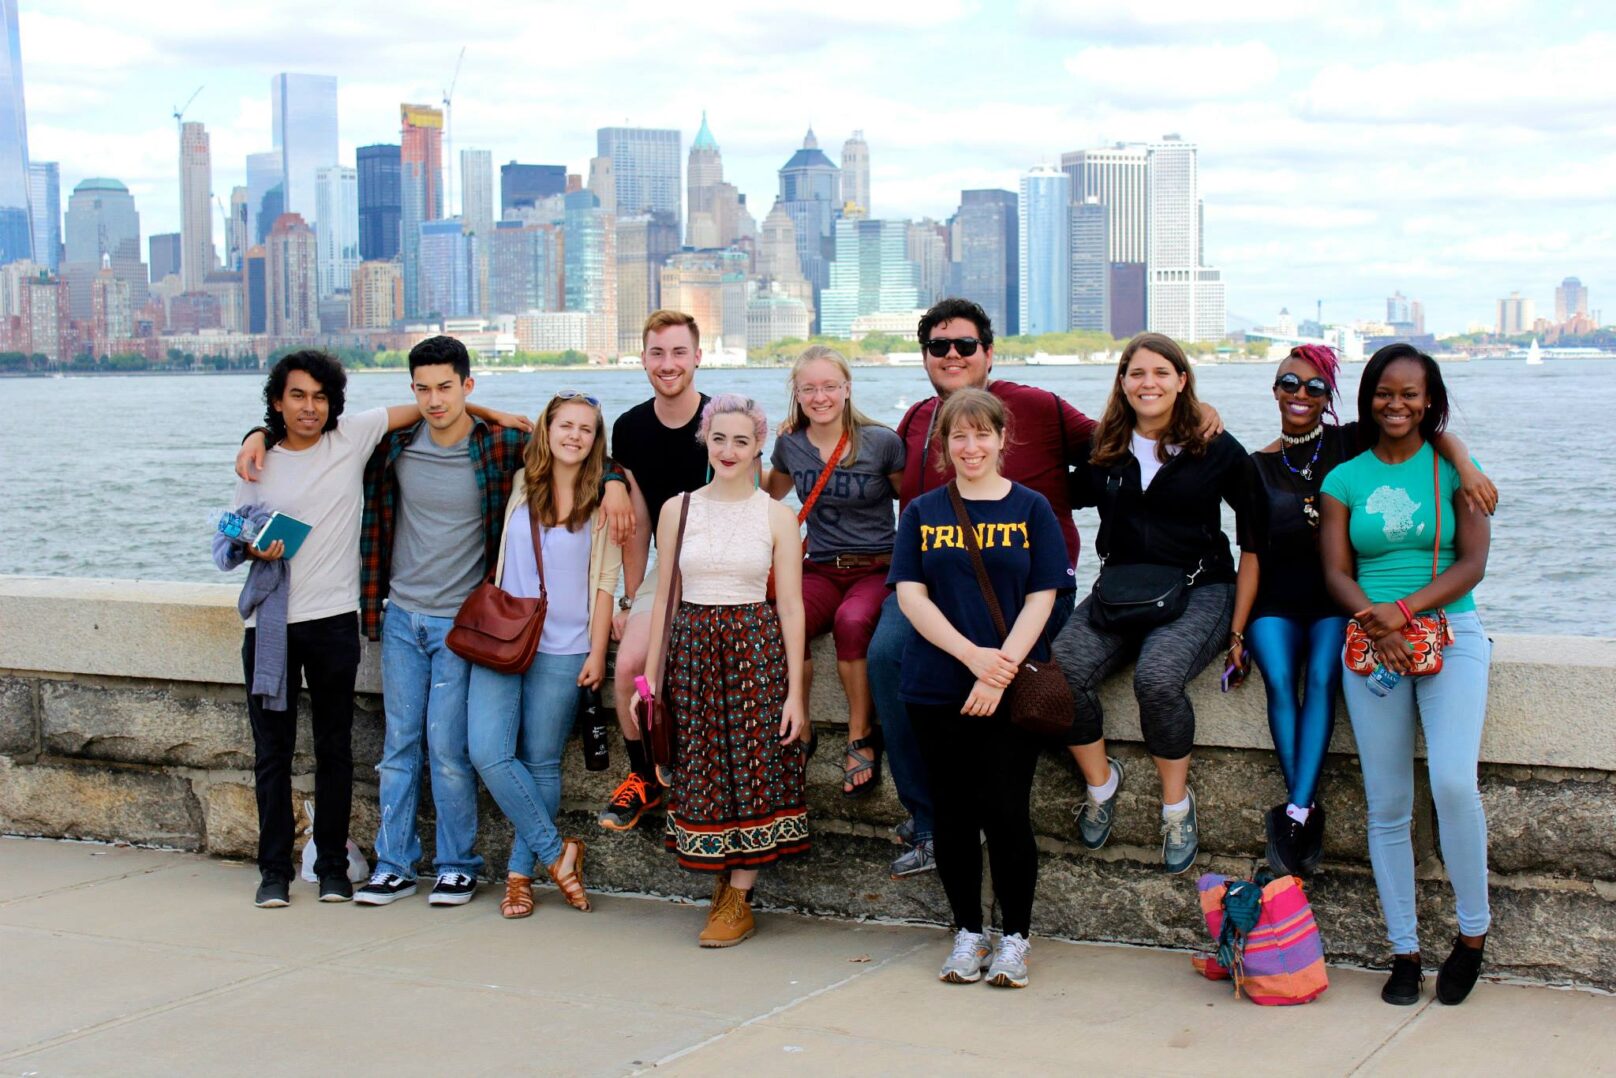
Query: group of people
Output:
[[222, 297, 1500, 1004]]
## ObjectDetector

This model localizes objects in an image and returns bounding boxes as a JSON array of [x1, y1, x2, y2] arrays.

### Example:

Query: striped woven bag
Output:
[[1192, 872, 1329, 1005]]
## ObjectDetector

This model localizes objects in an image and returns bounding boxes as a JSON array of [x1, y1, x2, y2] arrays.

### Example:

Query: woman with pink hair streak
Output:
[[1227, 345, 1495, 875], [642, 394, 810, 948]]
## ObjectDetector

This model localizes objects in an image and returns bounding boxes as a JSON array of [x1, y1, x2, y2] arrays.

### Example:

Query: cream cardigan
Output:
[[492, 471, 623, 642]]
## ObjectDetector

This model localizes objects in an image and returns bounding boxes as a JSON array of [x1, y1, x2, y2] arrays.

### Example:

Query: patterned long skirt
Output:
[[663, 600, 810, 873]]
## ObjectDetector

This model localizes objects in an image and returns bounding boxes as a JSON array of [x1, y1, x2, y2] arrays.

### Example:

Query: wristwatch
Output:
[[617, 594, 635, 611]]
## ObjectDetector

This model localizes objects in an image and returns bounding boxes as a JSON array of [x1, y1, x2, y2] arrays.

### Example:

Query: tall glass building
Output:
[[62, 178, 147, 321], [596, 127, 681, 232], [950, 189, 1018, 337], [1068, 197, 1109, 333], [1018, 166, 1070, 336], [819, 218, 918, 338], [314, 165, 359, 298], [272, 74, 339, 228], [417, 218, 477, 319], [777, 129, 840, 327], [0, 0, 32, 266], [28, 161, 58, 271], [400, 104, 443, 317], [245, 151, 283, 245], [500, 162, 566, 214], [356, 144, 400, 261]]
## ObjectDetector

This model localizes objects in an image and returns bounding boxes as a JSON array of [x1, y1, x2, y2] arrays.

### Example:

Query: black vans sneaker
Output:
[[429, 872, 477, 906], [254, 876, 290, 908], [1381, 954, 1424, 1005], [354, 872, 418, 906]]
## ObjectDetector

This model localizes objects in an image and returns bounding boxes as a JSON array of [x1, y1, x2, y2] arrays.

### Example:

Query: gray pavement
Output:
[[1, 837, 1611, 1077]]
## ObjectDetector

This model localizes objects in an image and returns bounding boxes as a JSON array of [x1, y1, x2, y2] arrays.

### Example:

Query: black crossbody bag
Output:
[[1088, 471, 1203, 633]]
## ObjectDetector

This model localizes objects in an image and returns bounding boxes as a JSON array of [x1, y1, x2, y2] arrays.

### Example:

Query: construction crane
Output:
[[172, 85, 204, 130], [442, 47, 466, 217]]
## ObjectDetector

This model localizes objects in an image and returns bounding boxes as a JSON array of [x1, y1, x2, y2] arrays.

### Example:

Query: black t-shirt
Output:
[[611, 394, 711, 545], [1240, 422, 1362, 620], [888, 482, 1075, 708]]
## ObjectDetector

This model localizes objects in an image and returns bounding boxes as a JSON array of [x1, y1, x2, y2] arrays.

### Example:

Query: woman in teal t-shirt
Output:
[[1320, 344, 1493, 1009]]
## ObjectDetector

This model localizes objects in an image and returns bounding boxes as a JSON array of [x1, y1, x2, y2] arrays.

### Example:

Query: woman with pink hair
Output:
[[642, 394, 810, 947], [1228, 345, 1494, 875]]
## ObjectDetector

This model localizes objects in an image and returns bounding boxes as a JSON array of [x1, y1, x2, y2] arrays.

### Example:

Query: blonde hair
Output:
[[641, 308, 700, 350], [933, 387, 1010, 475], [778, 344, 887, 468], [523, 394, 607, 531]]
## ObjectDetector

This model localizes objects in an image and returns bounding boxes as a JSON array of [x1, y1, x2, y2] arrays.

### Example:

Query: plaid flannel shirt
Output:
[[359, 417, 528, 640]]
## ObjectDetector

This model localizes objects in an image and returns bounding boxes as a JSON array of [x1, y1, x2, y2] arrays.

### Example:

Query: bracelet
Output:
[[1394, 599, 1415, 624], [1229, 630, 1244, 644], [602, 469, 627, 485]]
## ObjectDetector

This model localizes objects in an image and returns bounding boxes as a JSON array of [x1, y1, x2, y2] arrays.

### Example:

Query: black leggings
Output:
[[909, 703, 1039, 937]]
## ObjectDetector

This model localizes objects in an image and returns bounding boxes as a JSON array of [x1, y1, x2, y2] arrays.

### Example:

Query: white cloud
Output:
[[1064, 42, 1281, 104]]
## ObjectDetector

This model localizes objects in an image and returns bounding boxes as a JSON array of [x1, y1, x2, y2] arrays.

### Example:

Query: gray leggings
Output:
[[1051, 583, 1234, 760]]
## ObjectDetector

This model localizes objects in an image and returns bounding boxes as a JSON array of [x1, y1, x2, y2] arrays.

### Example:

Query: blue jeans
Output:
[[375, 604, 481, 878], [468, 650, 586, 874], [870, 588, 1076, 842], [1247, 614, 1348, 811], [1342, 610, 1491, 954]]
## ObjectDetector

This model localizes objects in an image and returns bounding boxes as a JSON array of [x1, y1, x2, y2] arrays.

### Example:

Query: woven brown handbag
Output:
[[946, 482, 1074, 739], [446, 499, 547, 674]]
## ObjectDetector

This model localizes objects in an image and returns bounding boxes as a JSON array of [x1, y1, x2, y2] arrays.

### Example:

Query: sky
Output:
[[20, 0, 1615, 335]]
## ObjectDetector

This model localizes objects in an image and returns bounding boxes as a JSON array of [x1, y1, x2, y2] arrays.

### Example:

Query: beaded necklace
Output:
[[1280, 423, 1324, 482]]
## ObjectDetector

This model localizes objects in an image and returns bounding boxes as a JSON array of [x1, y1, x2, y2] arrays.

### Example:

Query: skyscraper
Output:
[[1018, 166, 1070, 336], [460, 149, 494, 313], [500, 162, 567, 214], [487, 219, 560, 316], [687, 112, 721, 248], [596, 127, 681, 232], [562, 189, 616, 360], [149, 233, 180, 284], [179, 121, 214, 291], [1069, 197, 1109, 333], [400, 104, 444, 317], [62, 178, 147, 321], [778, 128, 840, 325], [27, 160, 57, 272], [244, 245, 267, 333], [950, 189, 1018, 337], [819, 218, 919, 338], [417, 218, 478, 319], [757, 196, 814, 321], [840, 131, 869, 217], [1496, 292, 1534, 335], [356, 144, 401, 262], [1062, 143, 1148, 335], [227, 186, 249, 271], [245, 151, 282, 245], [1556, 277, 1589, 322], [314, 165, 359, 298], [660, 248, 749, 348], [265, 212, 318, 336], [271, 74, 339, 226], [616, 210, 680, 353], [906, 219, 949, 308], [0, 0, 31, 267], [349, 260, 403, 329], [1145, 136, 1224, 342]]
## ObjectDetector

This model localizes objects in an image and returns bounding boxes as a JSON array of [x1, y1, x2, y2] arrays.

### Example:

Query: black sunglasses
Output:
[[1274, 373, 1330, 399], [924, 337, 983, 359]]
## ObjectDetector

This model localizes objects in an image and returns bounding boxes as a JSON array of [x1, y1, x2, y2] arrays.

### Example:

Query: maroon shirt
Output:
[[895, 379, 1097, 568]]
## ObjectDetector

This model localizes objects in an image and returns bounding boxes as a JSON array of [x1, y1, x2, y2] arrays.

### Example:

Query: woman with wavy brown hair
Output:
[[467, 391, 622, 920], [1052, 332, 1255, 875]]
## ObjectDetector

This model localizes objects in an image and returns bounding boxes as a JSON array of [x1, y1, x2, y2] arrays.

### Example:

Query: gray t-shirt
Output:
[[770, 425, 905, 561], [388, 433, 484, 617]]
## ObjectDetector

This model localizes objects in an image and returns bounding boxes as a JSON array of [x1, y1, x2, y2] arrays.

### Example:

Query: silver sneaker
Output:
[[939, 928, 991, 984], [1075, 757, 1124, 850], [1161, 788, 1200, 875], [890, 837, 935, 878], [987, 932, 1032, 988]]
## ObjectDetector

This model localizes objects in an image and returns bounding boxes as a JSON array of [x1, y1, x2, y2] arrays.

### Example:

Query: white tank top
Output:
[[677, 488, 773, 605]]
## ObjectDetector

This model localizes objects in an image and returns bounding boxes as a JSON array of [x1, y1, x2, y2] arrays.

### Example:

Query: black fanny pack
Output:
[[1089, 560, 1203, 633]]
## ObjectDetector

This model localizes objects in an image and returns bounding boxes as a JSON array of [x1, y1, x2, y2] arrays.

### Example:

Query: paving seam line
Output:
[[1345, 997, 1434, 1075], [0, 854, 187, 910]]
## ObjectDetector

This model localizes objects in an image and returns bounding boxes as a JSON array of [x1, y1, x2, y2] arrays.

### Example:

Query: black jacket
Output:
[[1069, 430, 1254, 586]]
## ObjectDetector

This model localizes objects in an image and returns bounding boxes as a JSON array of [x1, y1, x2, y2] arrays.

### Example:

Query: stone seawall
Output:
[[2, 577, 1613, 989]]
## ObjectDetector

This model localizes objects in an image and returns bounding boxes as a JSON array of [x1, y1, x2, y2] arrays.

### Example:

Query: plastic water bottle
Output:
[[1367, 663, 1401, 697], [578, 687, 610, 771], [210, 509, 260, 545]]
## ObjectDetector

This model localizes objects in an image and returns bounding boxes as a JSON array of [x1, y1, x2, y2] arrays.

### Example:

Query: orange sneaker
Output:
[[597, 772, 662, 832]]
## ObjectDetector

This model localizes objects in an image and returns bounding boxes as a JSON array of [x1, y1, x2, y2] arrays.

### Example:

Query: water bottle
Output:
[[210, 509, 260, 545], [578, 687, 610, 771], [1366, 663, 1401, 697]]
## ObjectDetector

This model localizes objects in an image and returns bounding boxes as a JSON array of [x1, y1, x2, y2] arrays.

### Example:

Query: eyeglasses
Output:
[[554, 390, 601, 407], [923, 337, 983, 359], [795, 381, 847, 399], [1274, 373, 1330, 399]]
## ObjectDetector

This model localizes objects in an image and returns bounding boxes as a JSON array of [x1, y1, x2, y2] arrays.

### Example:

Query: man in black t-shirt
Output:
[[598, 309, 712, 831]]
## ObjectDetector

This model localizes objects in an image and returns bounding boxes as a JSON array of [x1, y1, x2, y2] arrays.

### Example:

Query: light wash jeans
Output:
[[375, 604, 481, 878], [1342, 609, 1491, 954], [468, 650, 586, 875]]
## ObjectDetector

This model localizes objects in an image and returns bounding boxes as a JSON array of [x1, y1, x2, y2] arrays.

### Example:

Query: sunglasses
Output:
[[1274, 373, 1330, 399], [924, 337, 983, 359], [554, 390, 602, 407]]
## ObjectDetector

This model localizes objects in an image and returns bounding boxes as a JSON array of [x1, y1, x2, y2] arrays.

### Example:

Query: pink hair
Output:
[[1287, 344, 1342, 421], [697, 393, 768, 443]]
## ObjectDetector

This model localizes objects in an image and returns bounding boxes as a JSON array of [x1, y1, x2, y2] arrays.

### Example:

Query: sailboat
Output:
[[1526, 339, 1544, 366]]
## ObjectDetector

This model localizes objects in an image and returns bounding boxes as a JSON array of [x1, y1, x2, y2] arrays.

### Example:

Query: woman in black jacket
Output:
[[1052, 332, 1253, 875]]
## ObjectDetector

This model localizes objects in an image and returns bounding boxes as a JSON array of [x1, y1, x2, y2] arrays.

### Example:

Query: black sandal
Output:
[[842, 733, 883, 799]]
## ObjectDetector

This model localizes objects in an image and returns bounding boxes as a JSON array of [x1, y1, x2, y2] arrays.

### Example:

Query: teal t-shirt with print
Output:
[[1320, 441, 1479, 614]]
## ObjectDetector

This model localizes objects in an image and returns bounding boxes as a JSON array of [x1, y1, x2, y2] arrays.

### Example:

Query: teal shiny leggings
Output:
[[1247, 614, 1348, 809]]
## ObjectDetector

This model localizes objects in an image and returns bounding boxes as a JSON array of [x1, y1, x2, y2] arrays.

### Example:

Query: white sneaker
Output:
[[987, 933, 1031, 988], [939, 928, 992, 984]]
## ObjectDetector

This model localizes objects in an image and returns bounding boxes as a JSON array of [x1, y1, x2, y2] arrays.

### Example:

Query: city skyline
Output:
[[14, 0, 1615, 335]]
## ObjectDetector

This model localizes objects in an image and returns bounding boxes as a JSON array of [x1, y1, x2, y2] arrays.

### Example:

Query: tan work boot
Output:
[[709, 871, 731, 910], [699, 884, 755, 948]]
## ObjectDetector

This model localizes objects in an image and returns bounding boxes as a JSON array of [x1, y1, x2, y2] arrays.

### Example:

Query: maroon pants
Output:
[[801, 558, 890, 661]]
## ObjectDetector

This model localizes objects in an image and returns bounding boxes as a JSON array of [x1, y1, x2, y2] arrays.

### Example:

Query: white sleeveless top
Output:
[[678, 488, 773, 605]]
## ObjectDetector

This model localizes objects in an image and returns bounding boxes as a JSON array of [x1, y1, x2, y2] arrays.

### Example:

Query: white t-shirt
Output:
[[232, 407, 390, 625], [1131, 431, 1181, 490]]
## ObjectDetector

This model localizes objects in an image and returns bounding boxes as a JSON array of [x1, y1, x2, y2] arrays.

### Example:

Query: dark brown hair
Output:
[[1089, 332, 1208, 469]]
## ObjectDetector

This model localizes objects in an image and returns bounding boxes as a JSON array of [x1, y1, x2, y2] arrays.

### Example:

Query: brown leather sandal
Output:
[[547, 837, 591, 912], [501, 873, 535, 919]]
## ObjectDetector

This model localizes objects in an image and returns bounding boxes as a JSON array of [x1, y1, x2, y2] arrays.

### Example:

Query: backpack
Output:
[[1192, 872, 1328, 1005]]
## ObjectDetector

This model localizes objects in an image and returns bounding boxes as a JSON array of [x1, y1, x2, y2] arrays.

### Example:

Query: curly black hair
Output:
[[408, 335, 471, 380], [263, 349, 347, 440], [917, 297, 994, 348]]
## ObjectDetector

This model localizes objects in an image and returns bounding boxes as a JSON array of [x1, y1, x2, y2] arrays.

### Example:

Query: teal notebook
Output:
[[253, 512, 313, 560]]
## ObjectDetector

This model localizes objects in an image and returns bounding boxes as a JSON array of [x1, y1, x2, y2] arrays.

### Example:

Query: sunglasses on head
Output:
[[554, 389, 601, 407], [923, 337, 983, 359], [1274, 373, 1330, 399]]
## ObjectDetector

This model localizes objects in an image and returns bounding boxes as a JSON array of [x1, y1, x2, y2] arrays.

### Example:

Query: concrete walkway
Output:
[[1, 838, 1611, 1077]]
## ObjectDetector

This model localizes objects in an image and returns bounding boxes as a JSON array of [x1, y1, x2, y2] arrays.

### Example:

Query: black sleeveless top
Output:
[[1241, 422, 1361, 621]]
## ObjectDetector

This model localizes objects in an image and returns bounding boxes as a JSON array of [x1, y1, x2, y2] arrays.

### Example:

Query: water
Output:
[[2, 358, 1612, 637]]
